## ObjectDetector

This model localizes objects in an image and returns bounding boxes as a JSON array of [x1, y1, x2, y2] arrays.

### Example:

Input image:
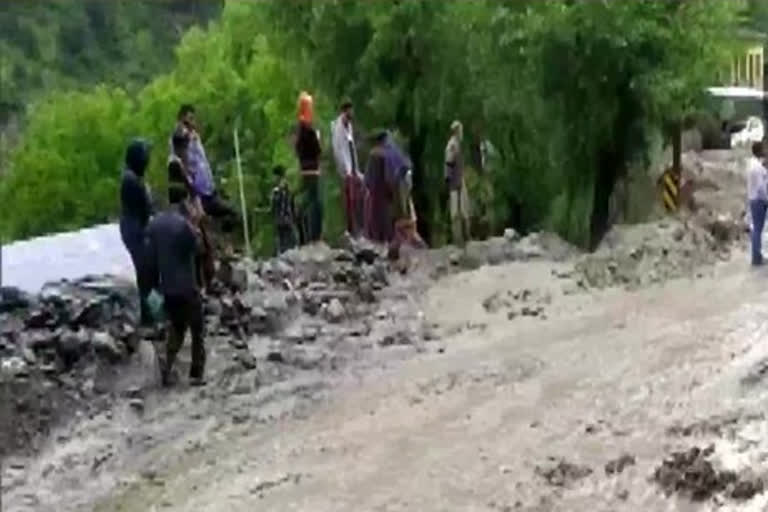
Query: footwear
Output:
[[160, 368, 179, 388], [189, 376, 207, 387]]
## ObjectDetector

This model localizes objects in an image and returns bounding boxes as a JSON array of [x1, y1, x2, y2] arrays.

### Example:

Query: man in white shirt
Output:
[[748, 141, 768, 266], [331, 101, 363, 237]]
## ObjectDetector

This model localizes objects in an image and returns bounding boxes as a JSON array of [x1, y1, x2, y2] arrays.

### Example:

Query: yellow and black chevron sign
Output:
[[661, 169, 679, 213]]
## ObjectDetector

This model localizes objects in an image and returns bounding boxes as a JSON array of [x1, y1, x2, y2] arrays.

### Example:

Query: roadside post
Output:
[[233, 121, 252, 259]]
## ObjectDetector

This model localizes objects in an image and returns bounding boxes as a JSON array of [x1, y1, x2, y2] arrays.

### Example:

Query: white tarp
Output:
[[1, 223, 134, 294]]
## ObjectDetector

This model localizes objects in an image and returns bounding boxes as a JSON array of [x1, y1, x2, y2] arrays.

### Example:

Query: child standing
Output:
[[271, 165, 297, 255]]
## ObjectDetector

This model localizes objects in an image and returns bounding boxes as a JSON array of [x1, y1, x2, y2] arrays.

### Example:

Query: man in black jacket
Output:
[[145, 184, 207, 387], [119, 139, 153, 326]]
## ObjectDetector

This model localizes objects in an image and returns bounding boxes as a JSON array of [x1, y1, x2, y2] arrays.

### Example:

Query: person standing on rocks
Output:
[[384, 133, 426, 258], [119, 138, 153, 326], [332, 100, 364, 238], [445, 120, 470, 247], [294, 92, 324, 244], [173, 104, 239, 234], [168, 130, 215, 291], [144, 184, 207, 387], [748, 141, 768, 266], [364, 130, 394, 243], [271, 165, 297, 255]]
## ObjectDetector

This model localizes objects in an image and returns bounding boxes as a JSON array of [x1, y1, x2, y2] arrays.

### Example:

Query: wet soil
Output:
[[4, 224, 768, 511]]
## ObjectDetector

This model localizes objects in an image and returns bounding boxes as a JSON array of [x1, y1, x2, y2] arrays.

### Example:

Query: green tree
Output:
[[0, 0, 743, 254]]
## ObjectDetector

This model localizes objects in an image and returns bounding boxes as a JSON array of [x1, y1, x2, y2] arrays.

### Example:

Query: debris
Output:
[[605, 454, 635, 475], [325, 299, 345, 323], [535, 458, 593, 487], [503, 228, 520, 242], [653, 445, 764, 502]]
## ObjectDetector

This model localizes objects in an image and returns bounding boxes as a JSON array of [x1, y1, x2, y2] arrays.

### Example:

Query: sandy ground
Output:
[[7, 248, 768, 512]]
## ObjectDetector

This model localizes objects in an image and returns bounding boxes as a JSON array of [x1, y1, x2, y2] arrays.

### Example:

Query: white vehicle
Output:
[[731, 116, 764, 148]]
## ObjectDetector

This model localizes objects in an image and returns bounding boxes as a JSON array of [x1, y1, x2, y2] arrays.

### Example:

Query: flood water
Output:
[[1, 223, 134, 293]]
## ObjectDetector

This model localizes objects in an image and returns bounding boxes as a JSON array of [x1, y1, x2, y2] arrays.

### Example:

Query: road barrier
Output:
[[661, 168, 680, 213]]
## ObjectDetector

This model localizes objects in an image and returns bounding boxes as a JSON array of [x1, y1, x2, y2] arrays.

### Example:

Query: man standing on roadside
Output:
[[748, 141, 768, 266], [145, 184, 207, 387], [294, 92, 323, 244], [332, 101, 364, 238], [119, 139, 153, 326], [174, 104, 238, 233], [445, 120, 470, 247]]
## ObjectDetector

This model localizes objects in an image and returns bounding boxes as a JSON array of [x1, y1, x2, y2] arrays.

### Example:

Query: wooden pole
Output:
[[233, 124, 252, 259]]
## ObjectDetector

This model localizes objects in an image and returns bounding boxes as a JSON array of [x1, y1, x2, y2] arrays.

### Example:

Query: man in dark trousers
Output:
[[119, 139, 153, 326], [145, 184, 207, 387]]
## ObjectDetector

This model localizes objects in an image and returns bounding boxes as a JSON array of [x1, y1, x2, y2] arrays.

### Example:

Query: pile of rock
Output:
[[654, 445, 764, 502], [574, 221, 725, 290], [433, 230, 580, 277], [482, 288, 552, 320], [209, 241, 389, 340], [0, 276, 143, 382]]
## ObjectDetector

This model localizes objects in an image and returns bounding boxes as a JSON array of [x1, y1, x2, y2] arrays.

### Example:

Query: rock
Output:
[[128, 399, 145, 413], [23, 330, 57, 351], [353, 242, 379, 265], [449, 253, 461, 266], [605, 454, 636, 475], [266, 342, 285, 363], [504, 228, 520, 242], [72, 297, 108, 328], [205, 298, 223, 317], [0, 287, 33, 313], [238, 351, 257, 371], [25, 308, 55, 329], [535, 458, 592, 487], [302, 294, 322, 316], [709, 215, 740, 244], [652, 445, 763, 502], [230, 265, 249, 293], [21, 347, 37, 366], [1, 357, 29, 379], [92, 332, 122, 362], [731, 478, 764, 500], [125, 387, 143, 399], [57, 329, 89, 365], [325, 299, 345, 324], [229, 338, 248, 350]]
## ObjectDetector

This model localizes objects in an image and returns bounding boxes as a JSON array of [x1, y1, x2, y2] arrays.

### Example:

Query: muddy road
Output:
[[5, 229, 768, 511]]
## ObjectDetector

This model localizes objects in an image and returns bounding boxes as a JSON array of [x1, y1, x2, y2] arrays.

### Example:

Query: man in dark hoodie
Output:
[[145, 183, 207, 387], [119, 139, 153, 326]]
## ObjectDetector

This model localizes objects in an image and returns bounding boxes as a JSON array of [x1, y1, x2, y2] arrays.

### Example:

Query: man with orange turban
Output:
[[293, 92, 323, 244]]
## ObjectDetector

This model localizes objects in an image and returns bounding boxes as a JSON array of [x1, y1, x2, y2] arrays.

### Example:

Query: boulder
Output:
[[91, 332, 122, 362], [325, 299, 345, 324], [504, 228, 520, 242]]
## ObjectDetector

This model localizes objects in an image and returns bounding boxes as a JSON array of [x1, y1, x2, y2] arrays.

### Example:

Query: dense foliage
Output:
[[0, 0, 744, 253], [0, 0, 222, 125]]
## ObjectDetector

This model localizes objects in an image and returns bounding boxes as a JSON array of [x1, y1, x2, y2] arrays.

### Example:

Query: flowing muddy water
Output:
[[6, 242, 768, 511]]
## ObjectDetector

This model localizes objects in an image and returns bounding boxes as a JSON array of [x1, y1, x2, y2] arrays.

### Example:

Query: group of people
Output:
[[118, 94, 474, 388], [273, 93, 472, 260], [119, 104, 239, 387]]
